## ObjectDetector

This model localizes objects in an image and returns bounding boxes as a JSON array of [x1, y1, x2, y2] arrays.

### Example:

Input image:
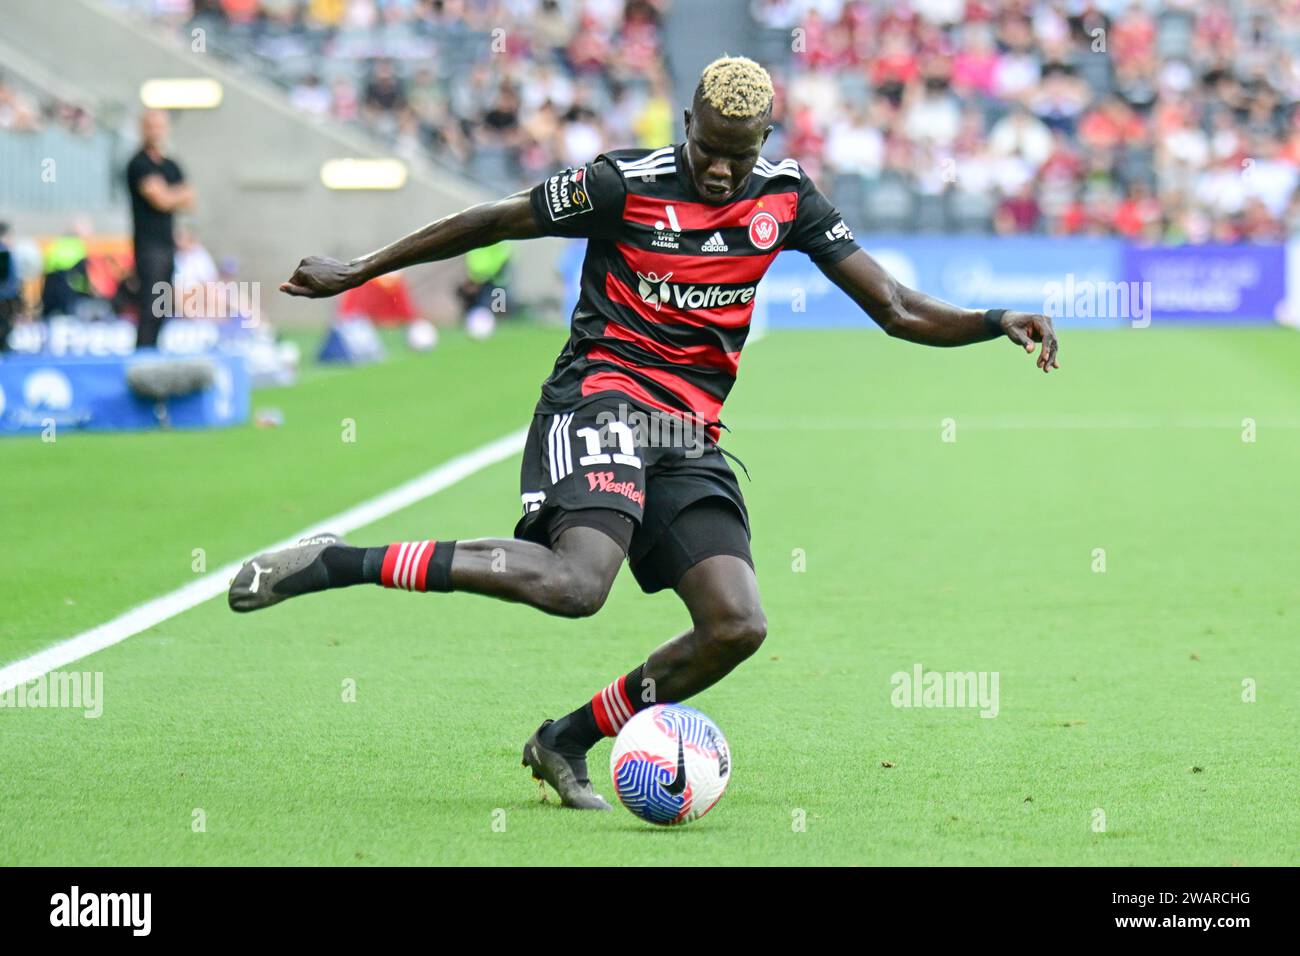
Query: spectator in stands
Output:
[[0, 74, 41, 132], [174, 226, 219, 319], [126, 109, 195, 349], [1029, 63, 1090, 135], [989, 104, 1053, 169], [632, 69, 674, 148], [458, 241, 512, 340], [289, 73, 332, 119], [361, 60, 407, 138], [40, 219, 94, 320], [826, 102, 885, 178], [329, 76, 359, 123], [995, 182, 1042, 235], [478, 81, 523, 150], [0, 222, 20, 352], [533, 0, 579, 57], [951, 23, 1000, 98]]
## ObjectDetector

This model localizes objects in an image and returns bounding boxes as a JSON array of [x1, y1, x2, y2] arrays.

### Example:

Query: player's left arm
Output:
[[817, 250, 1060, 373], [787, 172, 1058, 372]]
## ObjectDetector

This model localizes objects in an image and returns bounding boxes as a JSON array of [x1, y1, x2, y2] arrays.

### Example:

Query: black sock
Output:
[[543, 663, 649, 756], [542, 704, 603, 756], [319, 542, 456, 592], [320, 545, 388, 587]]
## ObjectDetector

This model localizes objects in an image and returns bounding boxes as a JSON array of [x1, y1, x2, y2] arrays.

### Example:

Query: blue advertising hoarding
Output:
[[759, 235, 1125, 330], [1121, 243, 1284, 324], [0, 351, 250, 435], [558, 235, 1285, 329]]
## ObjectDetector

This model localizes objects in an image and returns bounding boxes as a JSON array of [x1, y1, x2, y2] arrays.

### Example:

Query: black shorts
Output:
[[514, 394, 753, 593]]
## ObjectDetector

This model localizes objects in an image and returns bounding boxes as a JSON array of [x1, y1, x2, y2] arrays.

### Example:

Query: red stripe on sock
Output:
[[414, 541, 434, 591], [614, 676, 634, 718], [591, 688, 618, 737], [380, 544, 402, 588]]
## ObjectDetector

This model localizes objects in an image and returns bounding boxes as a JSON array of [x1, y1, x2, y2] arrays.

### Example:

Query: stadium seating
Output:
[[122, 0, 1299, 242]]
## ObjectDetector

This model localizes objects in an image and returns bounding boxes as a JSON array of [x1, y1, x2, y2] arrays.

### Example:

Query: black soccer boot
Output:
[[228, 533, 345, 613], [522, 720, 613, 811]]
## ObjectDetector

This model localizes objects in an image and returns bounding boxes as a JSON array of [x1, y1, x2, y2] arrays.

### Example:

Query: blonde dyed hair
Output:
[[697, 55, 774, 119]]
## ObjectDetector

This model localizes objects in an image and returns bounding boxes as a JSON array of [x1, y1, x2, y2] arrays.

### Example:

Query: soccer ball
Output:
[[405, 318, 438, 352], [609, 704, 731, 826]]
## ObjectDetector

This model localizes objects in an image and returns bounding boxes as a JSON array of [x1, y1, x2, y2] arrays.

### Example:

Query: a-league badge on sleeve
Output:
[[545, 166, 595, 221]]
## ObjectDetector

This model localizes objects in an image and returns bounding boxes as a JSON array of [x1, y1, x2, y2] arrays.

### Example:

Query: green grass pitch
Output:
[[1, 323, 1297, 865]]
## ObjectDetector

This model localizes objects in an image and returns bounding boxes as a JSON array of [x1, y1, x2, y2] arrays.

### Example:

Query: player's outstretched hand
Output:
[[999, 311, 1060, 373], [280, 256, 359, 298]]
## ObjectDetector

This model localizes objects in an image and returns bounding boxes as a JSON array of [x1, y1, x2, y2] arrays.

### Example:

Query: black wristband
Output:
[[983, 308, 1007, 337]]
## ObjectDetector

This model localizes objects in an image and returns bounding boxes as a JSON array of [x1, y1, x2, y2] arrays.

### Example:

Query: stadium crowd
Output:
[[757, 0, 1300, 240], [0, 74, 97, 136], [111, 0, 1300, 239], [145, 0, 677, 189]]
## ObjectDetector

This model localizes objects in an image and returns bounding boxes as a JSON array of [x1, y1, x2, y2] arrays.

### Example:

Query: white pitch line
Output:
[[0, 427, 528, 695]]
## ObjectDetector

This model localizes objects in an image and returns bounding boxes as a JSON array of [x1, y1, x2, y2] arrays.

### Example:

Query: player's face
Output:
[[683, 105, 772, 205]]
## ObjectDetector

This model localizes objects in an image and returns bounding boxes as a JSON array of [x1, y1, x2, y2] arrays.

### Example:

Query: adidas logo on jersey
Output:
[[701, 232, 729, 253]]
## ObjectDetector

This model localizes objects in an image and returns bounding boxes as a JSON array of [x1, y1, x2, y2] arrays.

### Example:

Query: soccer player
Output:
[[229, 56, 1059, 809]]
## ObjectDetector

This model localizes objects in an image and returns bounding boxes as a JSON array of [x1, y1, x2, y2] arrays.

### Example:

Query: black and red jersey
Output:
[[527, 142, 859, 430]]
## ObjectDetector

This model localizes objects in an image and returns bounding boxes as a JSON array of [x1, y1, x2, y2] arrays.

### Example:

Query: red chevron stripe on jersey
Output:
[[584, 347, 725, 422], [580, 370, 694, 422], [622, 191, 799, 232], [615, 242, 778, 285], [602, 319, 741, 374]]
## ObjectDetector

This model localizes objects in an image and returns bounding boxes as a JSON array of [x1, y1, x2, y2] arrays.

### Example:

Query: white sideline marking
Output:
[[0, 427, 528, 695]]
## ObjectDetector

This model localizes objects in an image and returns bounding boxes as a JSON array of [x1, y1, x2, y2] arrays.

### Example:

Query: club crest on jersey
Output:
[[748, 211, 780, 250], [636, 271, 673, 311], [545, 166, 593, 221]]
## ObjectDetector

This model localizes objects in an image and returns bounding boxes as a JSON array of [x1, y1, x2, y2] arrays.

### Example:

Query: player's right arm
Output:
[[280, 191, 539, 297], [280, 159, 624, 298]]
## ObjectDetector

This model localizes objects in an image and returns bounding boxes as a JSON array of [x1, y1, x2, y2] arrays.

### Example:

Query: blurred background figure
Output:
[[126, 109, 194, 349], [40, 218, 93, 320], [173, 226, 219, 319], [0, 71, 41, 132], [458, 241, 512, 340], [0, 221, 20, 351]]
